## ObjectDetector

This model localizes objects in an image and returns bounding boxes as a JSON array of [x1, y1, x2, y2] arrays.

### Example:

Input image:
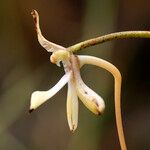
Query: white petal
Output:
[[30, 72, 71, 111], [76, 76, 105, 115], [67, 80, 78, 132], [31, 10, 65, 52], [71, 55, 105, 115]]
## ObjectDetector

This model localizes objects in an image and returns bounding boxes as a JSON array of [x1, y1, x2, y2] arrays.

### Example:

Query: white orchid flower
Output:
[[30, 10, 121, 134]]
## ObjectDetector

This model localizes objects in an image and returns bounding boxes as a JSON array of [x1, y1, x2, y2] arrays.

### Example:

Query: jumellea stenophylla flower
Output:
[[30, 10, 127, 150]]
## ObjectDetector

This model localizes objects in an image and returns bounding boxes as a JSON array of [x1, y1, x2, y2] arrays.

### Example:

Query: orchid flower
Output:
[[30, 10, 126, 150]]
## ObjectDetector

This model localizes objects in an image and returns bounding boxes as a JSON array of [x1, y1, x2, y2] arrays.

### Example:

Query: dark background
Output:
[[0, 0, 150, 150]]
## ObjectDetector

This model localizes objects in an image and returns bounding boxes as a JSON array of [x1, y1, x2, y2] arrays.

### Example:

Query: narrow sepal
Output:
[[31, 10, 65, 52], [67, 80, 78, 132]]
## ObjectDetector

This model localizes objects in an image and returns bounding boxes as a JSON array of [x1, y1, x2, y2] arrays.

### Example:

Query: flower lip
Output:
[[71, 55, 105, 115]]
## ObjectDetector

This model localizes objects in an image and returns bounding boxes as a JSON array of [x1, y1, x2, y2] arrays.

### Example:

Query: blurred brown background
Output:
[[0, 0, 150, 150]]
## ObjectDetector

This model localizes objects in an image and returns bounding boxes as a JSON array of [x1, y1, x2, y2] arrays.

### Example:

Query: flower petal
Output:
[[76, 76, 105, 115], [67, 80, 78, 132], [71, 55, 105, 115], [31, 10, 65, 52], [30, 72, 71, 111]]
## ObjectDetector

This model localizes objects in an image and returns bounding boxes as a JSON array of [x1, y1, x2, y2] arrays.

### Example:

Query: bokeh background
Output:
[[0, 0, 150, 150]]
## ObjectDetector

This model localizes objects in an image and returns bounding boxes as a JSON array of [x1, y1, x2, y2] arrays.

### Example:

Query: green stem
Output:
[[68, 31, 150, 53]]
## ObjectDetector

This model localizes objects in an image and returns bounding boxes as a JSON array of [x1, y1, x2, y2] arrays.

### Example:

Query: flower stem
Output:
[[79, 55, 127, 150], [68, 31, 150, 52]]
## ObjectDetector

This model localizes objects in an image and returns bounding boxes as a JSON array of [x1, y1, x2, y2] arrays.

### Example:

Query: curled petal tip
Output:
[[31, 9, 38, 17], [29, 109, 34, 113], [31, 9, 36, 16], [31, 10, 38, 23], [67, 81, 78, 133], [70, 124, 77, 133], [76, 75, 105, 115], [31, 9, 66, 52]]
